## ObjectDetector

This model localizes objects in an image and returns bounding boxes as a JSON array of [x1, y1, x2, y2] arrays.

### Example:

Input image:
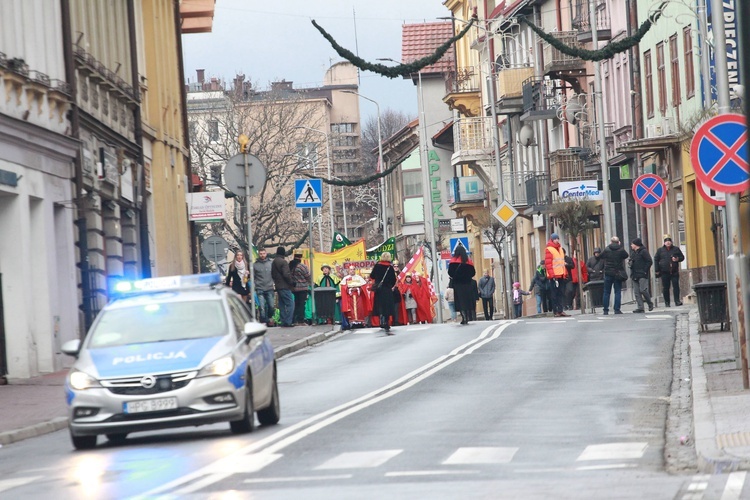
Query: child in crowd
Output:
[[513, 282, 530, 318]]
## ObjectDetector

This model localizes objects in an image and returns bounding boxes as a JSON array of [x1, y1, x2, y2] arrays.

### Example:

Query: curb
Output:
[[274, 327, 340, 359], [689, 308, 750, 473], [0, 329, 341, 447], [0, 417, 68, 446]]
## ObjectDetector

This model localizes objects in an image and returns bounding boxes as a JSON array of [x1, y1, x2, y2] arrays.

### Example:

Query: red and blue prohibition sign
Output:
[[690, 113, 750, 194], [633, 174, 667, 208]]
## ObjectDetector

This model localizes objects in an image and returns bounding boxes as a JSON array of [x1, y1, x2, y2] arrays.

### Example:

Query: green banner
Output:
[[330, 231, 352, 251], [366, 237, 396, 261]]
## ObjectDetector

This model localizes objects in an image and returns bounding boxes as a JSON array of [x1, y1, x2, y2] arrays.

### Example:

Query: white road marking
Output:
[[206, 453, 282, 474], [637, 318, 669, 321], [442, 447, 518, 465], [721, 471, 747, 500], [578, 320, 603, 323], [644, 314, 672, 319], [138, 322, 517, 498], [688, 482, 708, 491], [0, 477, 43, 494], [385, 470, 480, 477], [352, 328, 379, 334], [244, 475, 352, 483], [576, 442, 648, 461], [575, 463, 638, 471], [405, 326, 430, 331], [315, 450, 402, 470]]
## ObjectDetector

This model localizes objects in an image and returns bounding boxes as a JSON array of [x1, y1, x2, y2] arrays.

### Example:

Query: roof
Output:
[[180, 0, 216, 34], [401, 22, 455, 75]]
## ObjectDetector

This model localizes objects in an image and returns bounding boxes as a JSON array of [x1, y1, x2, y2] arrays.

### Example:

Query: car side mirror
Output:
[[61, 339, 81, 357], [243, 322, 267, 339]]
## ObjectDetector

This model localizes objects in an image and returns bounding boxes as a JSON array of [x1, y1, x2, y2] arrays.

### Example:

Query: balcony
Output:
[[495, 65, 534, 115], [447, 175, 485, 205], [502, 172, 550, 209], [549, 149, 591, 190], [451, 117, 493, 166], [521, 77, 558, 122], [578, 121, 614, 174], [543, 32, 587, 77], [572, 0, 612, 43], [444, 66, 481, 117]]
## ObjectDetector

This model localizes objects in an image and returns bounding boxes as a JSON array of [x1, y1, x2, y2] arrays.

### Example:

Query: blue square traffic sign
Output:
[[295, 179, 323, 208]]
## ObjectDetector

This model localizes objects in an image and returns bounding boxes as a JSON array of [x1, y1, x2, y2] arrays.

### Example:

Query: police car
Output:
[[61, 273, 280, 450]]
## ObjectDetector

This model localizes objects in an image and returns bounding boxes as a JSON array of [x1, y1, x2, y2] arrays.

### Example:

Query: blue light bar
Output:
[[112, 273, 222, 296]]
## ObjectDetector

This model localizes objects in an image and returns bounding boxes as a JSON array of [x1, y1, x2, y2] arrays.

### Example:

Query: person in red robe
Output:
[[340, 266, 371, 325], [413, 275, 435, 323]]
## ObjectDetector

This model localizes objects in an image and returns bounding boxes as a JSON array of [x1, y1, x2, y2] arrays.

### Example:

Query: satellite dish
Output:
[[519, 124, 535, 147]]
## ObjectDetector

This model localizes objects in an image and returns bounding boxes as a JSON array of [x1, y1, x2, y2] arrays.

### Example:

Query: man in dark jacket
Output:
[[586, 248, 605, 281], [254, 248, 276, 326], [271, 247, 295, 327], [629, 238, 654, 313], [600, 236, 629, 315], [478, 269, 496, 320], [653, 236, 684, 306], [290, 252, 311, 325]]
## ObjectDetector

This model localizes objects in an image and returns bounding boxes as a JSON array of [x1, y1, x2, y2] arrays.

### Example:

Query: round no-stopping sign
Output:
[[690, 113, 749, 194], [633, 174, 667, 208]]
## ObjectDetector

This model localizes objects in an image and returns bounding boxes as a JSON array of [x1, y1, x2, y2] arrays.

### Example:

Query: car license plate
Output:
[[124, 397, 178, 414]]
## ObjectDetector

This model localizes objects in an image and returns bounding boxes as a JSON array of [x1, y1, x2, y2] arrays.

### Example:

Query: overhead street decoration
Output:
[[690, 113, 749, 194], [295, 179, 323, 208], [633, 174, 667, 208], [492, 201, 519, 227]]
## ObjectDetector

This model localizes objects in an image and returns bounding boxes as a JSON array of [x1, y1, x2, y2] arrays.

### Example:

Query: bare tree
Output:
[[360, 108, 412, 172], [189, 82, 330, 252]]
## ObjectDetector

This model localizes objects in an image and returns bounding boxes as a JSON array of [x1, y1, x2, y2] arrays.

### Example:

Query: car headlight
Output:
[[198, 356, 235, 377], [69, 370, 101, 390]]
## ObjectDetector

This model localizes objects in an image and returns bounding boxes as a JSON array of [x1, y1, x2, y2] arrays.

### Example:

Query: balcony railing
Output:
[[572, 0, 612, 42], [452, 117, 493, 154], [549, 149, 587, 187], [496, 65, 534, 100], [445, 66, 480, 95], [522, 77, 558, 121], [543, 32, 587, 74], [502, 172, 550, 208]]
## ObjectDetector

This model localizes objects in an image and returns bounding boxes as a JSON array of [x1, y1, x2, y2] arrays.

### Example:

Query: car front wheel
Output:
[[230, 377, 255, 434], [70, 430, 97, 450], [257, 367, 280, 426]]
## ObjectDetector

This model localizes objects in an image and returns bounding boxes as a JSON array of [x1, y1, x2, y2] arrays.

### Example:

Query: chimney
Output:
[[233, 73, 245, 92], [196, 69, 205, 84]]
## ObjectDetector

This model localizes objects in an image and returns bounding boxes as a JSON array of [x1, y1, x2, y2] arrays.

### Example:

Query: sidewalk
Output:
[[688, 306, 750, 472], [0, 323, 337, 446]]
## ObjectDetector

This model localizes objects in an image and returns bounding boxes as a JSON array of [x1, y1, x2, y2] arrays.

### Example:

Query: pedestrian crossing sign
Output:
[[295, 178, 323, 208], [450, 236, 470, 255]]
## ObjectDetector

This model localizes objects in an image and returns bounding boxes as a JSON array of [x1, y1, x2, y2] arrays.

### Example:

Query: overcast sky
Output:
[[181, 1, 452, 123]]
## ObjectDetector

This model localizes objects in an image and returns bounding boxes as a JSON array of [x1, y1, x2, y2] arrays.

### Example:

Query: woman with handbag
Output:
[[369, 252, 397, 334], [447, 245, 476, 325]]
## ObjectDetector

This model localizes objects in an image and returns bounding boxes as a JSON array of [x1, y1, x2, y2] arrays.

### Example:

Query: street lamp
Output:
[[294, 126, 335, 248], [342, 90, 388, 240]]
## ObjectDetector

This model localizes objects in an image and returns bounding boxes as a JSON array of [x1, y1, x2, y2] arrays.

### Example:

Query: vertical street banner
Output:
[[366, 237, 396, 261], [330, 231, 352, 251]]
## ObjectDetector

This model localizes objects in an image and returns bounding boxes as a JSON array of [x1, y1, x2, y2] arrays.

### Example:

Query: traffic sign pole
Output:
[[709, 0, 749, 388], [243, 151, 256, 321]]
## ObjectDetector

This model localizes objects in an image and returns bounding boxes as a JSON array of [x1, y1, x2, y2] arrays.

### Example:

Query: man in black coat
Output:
[[653, 236, 685, 306], [586, 248, 605, 281], [629, 238, 654, 313], [600, 236, 629, 315]]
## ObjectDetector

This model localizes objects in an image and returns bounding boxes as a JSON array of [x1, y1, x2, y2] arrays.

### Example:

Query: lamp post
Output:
[[294, 126, 335, 249], [343, 90, 388, 240]]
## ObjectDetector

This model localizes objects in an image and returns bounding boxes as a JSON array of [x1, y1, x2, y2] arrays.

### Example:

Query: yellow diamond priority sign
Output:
[[492, 201, 519, 227]]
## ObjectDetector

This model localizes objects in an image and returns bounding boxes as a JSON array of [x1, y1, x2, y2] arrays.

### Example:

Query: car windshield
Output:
[[87, 299, 228, 348]]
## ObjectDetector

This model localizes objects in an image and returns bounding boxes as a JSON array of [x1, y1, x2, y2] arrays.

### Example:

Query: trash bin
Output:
[[584, 280, 604, 313], [314, 286, 337, 322], [693, 281, 728, 331]]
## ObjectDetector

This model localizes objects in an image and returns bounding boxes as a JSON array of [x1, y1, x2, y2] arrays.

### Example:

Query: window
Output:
[[210, 165, 221, 185], [331, 123, 355, 134], [669, 35, 681, 106], [656, 42, 666, 114], [684, 27, 695, 98], [333, 135, 356, 147], [644, 50, 654, 118], [208, 120, 219, 142], [402, 170, 422, 197]]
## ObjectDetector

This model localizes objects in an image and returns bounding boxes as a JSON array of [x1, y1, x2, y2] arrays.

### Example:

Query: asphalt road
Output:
[[0, 315, 747, 499]]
